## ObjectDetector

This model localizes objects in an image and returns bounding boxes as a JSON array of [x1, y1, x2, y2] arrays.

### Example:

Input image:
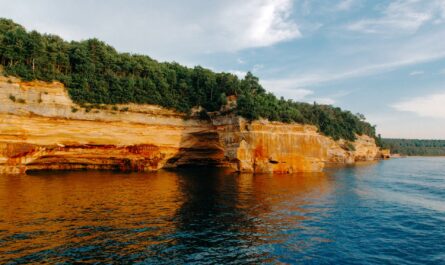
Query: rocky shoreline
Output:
[[0, 76, 386, 174]]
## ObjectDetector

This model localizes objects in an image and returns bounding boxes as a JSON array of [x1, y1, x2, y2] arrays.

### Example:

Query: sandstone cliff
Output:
[[212, 115, 382, 173], [0, 76, 384, 174]]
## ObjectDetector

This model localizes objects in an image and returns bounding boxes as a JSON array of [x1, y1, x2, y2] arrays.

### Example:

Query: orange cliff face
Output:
[[0, 76, 385, 174], [212, 116, 383, 173], [0, 76, 225, 174]]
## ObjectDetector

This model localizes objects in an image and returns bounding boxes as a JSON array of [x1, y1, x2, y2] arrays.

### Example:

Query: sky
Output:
[[1, 0, 444, 139]]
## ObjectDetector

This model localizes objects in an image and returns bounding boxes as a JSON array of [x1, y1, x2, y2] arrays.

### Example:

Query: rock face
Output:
[[212, 116, 382, 173], [0, 76, 384, 174]]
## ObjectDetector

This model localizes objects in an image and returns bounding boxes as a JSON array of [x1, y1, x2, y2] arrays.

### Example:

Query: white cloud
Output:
[[287, 88, 314, 100], [367, 113, 445, 139], [228, 64, 264, 79], [262, 77, 340, 104], [261, 26, 445, 87], [237, 58, 245, 64], [261, 81, 314, 101], [260, 82, 334, 105], [228, 70, 247, 79], [0, 0, 300, 61], [311, 97, 335, 105], [409, 70, 424, 76], [252, 64, 265, 72], [221, 0, 301, 49], [392, 92, 445, 119], [261, 53, 445, 87], [347, 0, 444, 34], [336, 0, 357, 11]]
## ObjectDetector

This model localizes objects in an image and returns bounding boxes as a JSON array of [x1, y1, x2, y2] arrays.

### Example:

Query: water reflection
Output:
[[0, 168, 332, 263], [2, 159, 445, 264]]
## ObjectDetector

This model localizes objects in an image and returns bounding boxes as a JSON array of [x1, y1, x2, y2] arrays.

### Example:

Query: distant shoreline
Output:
[[406, 155, 445, 158], [392, 155, 445, 158], [381, 139, 445, 157]]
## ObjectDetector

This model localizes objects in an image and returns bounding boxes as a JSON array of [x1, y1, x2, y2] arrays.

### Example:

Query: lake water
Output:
[[1, 157, 444, 264]]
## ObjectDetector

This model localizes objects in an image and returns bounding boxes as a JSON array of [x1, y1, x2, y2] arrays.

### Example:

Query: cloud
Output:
[[252, 64, 265, 72], [228, 70, 247, 79], [392, 92, 445, 119], [366, 113, 445, 139], [346, 0, 445, 34], [261, 53, 445, 87], [221, 0, 301, 49], [260, 81, 314, 101], [336, 0, 357, 11], [409, 70, 424, 76], [0, 0, 300, 61], [261, 25, 445, 87], [260, 81, 335, 105], [311, 97, 335, 105], [237, 58, 245, 64], [275, 88, 313, 101]]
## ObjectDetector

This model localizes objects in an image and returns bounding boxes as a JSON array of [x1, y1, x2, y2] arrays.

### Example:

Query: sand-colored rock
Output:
[[0, 76, 224, 174], [212, 115, 383, 173], [0, 76, 384, 174], [380, 149, 391, 159]]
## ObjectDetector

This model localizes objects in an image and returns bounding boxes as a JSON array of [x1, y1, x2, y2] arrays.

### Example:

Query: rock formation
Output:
[[0, 76, 385, 174]]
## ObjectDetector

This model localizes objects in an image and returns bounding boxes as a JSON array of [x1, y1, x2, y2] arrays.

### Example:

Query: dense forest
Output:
[[0, 18, 377, 141], [381, 139, 445, 156]]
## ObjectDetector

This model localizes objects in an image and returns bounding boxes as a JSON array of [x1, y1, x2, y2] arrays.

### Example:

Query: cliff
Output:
[[213, 116, 382, 173], [0, 76, 384, 174]]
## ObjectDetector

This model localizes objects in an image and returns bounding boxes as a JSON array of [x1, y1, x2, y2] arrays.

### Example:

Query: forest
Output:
[[381, 139, 445, 156], [0, 18, 376, 142]]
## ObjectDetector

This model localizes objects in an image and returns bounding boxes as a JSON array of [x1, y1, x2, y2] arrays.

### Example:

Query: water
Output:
[[0, 157, 444, 264]]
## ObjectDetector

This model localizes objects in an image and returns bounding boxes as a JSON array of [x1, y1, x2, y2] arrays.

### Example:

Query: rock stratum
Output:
[[0, 76, 385, 174]]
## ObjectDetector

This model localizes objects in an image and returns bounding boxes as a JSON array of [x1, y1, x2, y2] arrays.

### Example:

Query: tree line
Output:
[[381, 139, 445, 156], [0, 18, 377, 142]]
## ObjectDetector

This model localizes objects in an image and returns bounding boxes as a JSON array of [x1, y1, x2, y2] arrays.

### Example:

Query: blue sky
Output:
[[1, 0, 445, 139]]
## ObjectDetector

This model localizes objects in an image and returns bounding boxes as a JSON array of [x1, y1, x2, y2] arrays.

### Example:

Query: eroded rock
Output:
[[0, 76, 384, 174]]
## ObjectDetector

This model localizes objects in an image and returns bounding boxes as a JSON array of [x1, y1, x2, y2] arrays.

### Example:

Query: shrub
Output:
[[0, 18, 378, 142]]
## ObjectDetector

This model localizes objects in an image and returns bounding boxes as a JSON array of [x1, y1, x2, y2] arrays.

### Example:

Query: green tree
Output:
[[0, 18, 379, 142]]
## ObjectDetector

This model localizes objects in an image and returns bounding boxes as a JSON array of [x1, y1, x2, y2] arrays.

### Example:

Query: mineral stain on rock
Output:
[[0, 76, 385, 174]]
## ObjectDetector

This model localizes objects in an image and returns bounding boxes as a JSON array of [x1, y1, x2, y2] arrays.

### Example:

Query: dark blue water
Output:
[[0, 157, 444, 264]]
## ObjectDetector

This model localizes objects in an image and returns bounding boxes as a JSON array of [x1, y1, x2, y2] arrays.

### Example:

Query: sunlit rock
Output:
[[0, 76, 384, 174]]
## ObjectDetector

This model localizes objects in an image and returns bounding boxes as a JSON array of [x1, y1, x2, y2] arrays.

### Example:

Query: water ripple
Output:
[[0, 158, 444, 264]]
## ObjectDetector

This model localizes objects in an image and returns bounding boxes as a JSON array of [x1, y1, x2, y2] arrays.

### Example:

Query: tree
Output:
[[0, 18, 379, 142]]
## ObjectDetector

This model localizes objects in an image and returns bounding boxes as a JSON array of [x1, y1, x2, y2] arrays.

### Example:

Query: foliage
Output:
[[0, 18, 377, 141], [381, 139, 445, 156]]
